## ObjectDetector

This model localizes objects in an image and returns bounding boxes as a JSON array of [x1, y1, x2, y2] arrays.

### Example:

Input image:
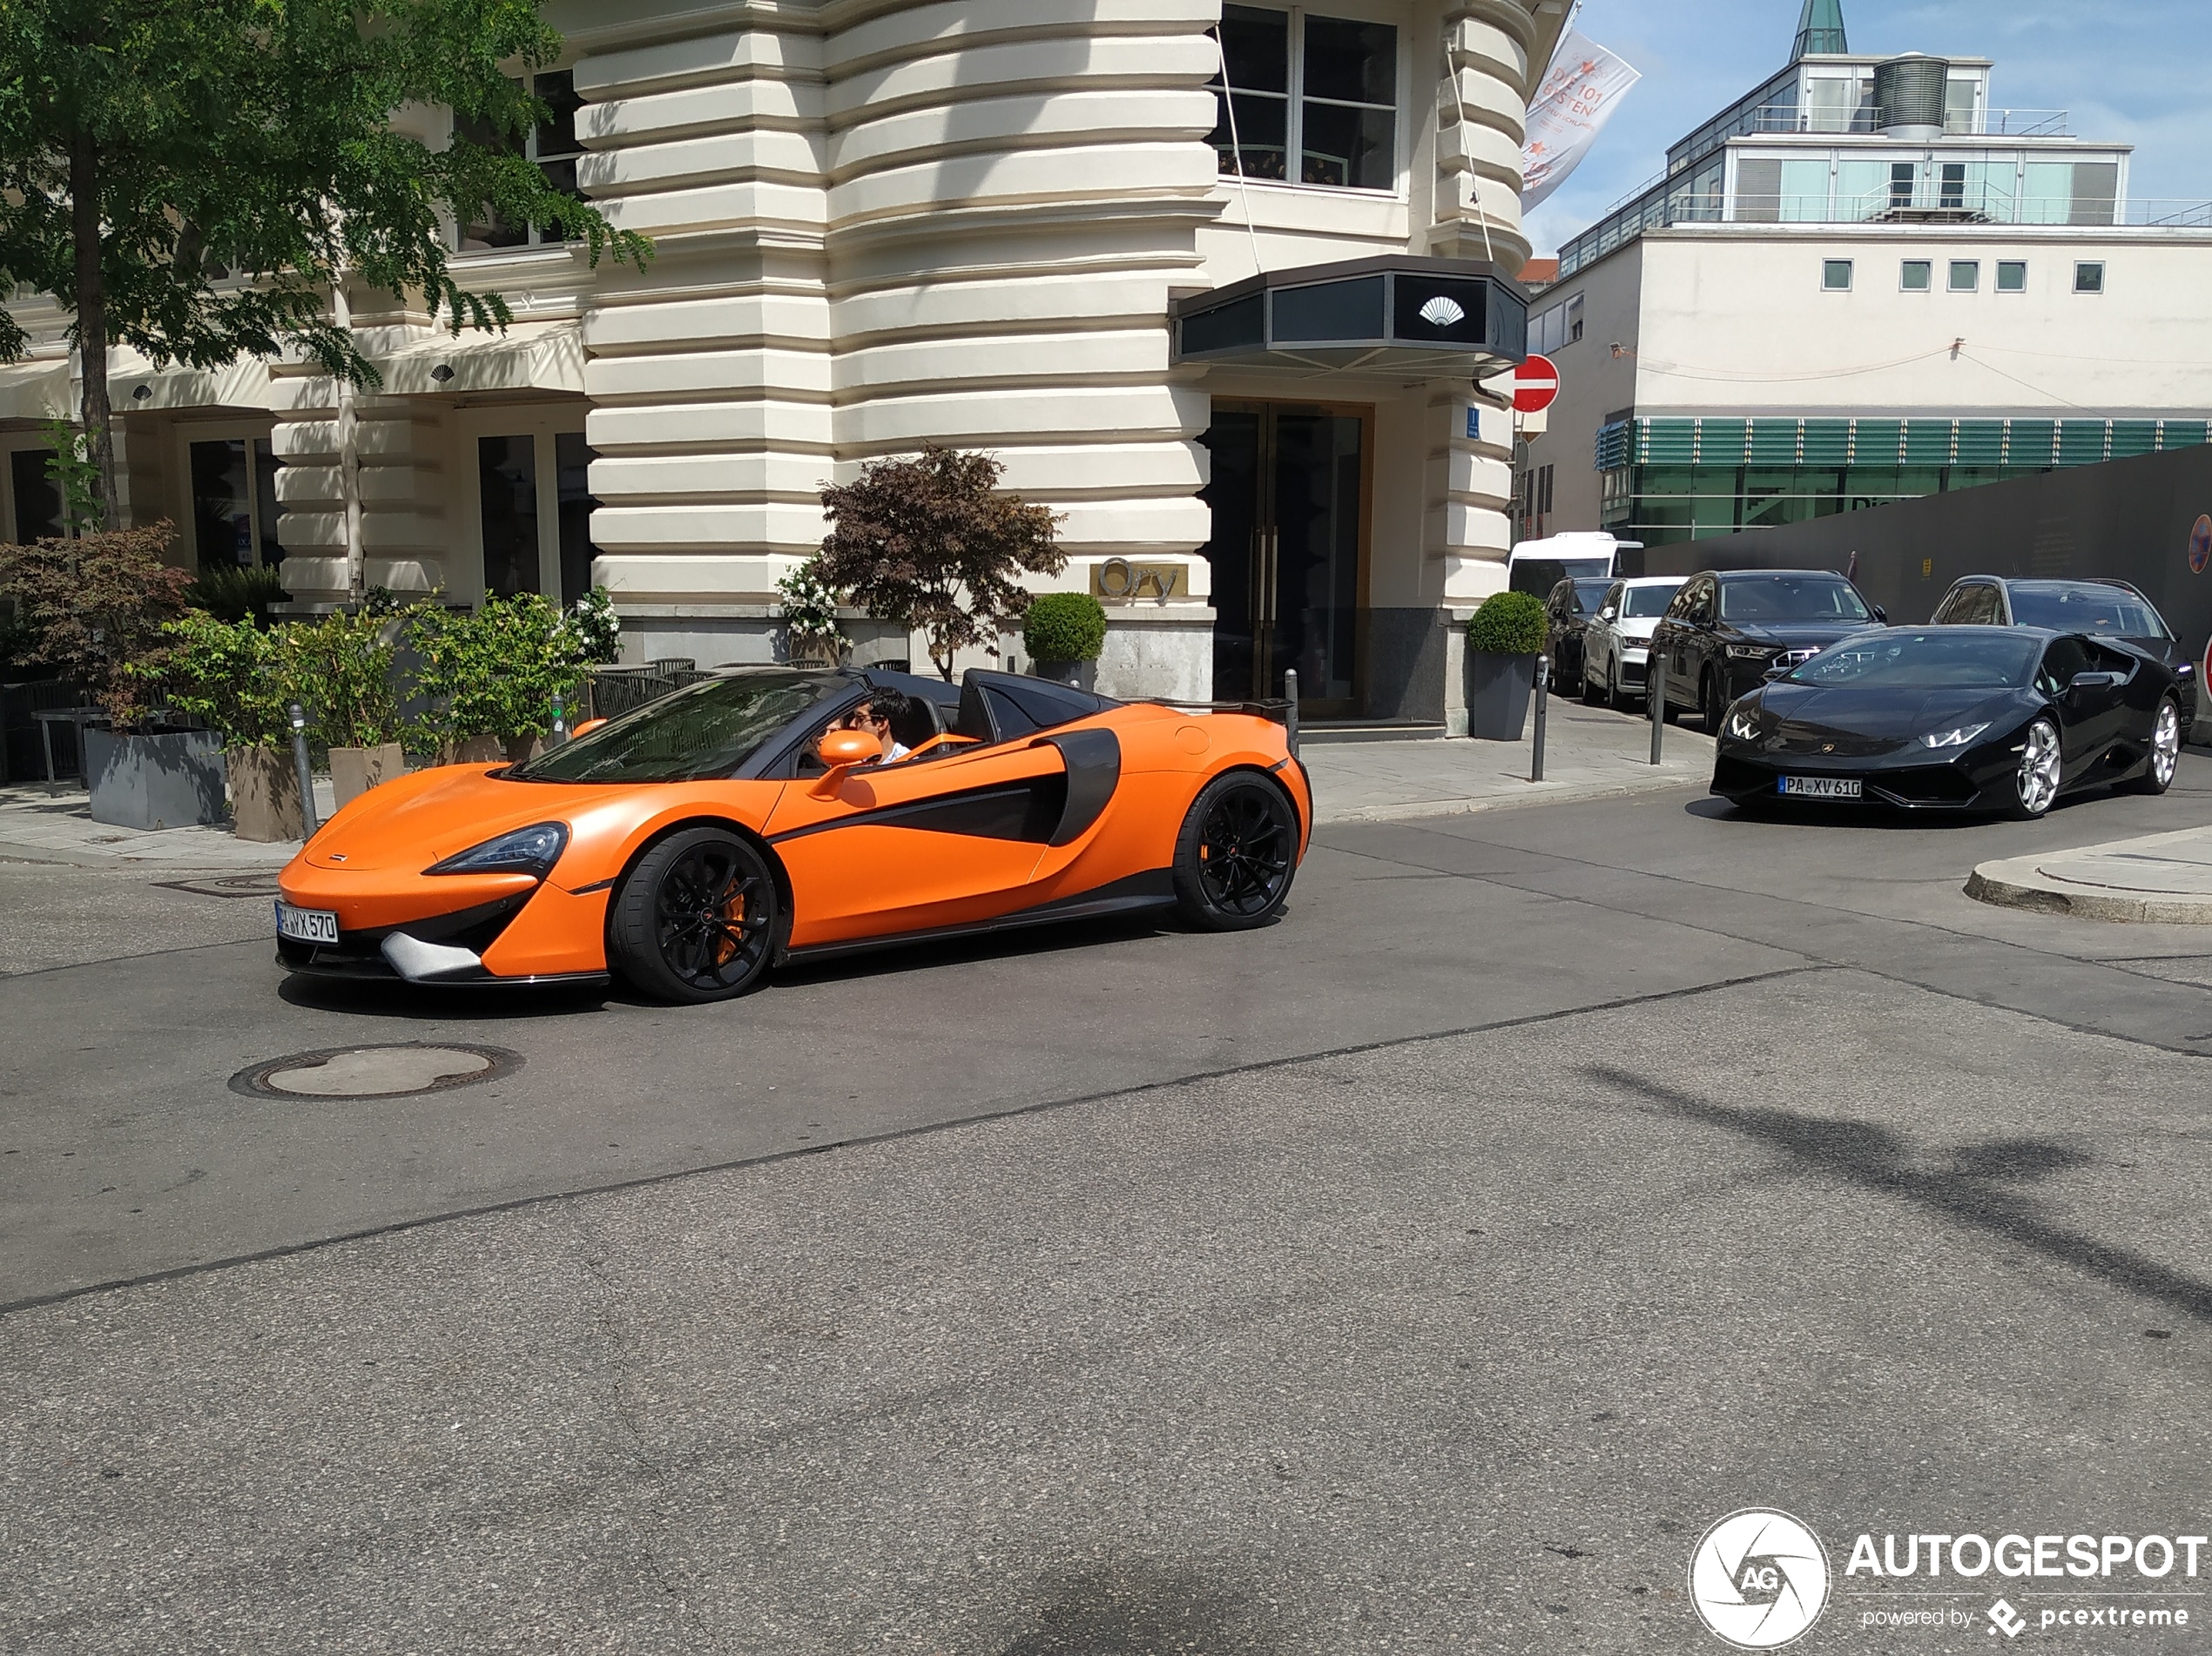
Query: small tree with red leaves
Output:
[[814, 446, 1063, 681], [0, 522, 192, 728]]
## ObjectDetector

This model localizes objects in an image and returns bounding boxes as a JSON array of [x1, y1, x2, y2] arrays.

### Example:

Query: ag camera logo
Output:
[[1689, 1509, 1831, 1648]]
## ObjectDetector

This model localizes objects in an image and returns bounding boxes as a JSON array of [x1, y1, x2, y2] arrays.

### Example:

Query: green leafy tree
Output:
[[411, 591, 594, 747], [814, 446, 1063, 680], [284, 608, 404, 749], [160, 610, 294, 747], [0, 0, 653, 524]]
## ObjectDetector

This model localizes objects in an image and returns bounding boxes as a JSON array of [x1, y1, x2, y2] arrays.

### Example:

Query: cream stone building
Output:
[[0, 0, 1566, 728]]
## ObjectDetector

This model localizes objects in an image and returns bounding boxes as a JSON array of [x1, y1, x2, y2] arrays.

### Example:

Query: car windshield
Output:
[[1551, 558, 1612, 581], [1571, 578, 1613, 609], [1786, 630, 2040, 690], [511, 671, 842, 783], [2006, 583, 2170, 638], [1719, 576, 1871, 623], [1622, 584, 1679, 618]]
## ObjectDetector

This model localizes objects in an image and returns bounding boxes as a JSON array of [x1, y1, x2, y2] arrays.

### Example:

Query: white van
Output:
[[1506, 532, 1642, 596]]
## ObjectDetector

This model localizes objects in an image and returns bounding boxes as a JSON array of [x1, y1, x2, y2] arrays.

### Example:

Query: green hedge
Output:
[[1466, 589, 1548, 655], [1022, 590, 1108, 662]]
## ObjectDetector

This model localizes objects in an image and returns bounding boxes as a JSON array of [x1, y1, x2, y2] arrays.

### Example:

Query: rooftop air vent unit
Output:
[[1874, 55, 1949, 139]]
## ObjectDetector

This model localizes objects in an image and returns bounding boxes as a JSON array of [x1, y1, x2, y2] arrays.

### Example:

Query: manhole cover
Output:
[[155, 873, 284, 899], [229, 1043, 521, 1100]]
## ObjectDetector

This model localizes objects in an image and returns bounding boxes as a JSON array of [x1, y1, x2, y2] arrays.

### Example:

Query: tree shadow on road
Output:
[[1581, 1061, 2212, 1325]]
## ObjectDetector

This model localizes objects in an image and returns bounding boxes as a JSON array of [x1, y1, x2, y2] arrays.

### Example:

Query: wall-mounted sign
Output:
[[2188, 513, 2210, 574], [1091, 558, 1188, 602]]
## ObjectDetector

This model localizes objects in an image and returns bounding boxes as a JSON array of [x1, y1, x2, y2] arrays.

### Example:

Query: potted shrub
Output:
[[0, 522, 223, 828], [1022, 590, 1108, 689], [411, 592, 597, 765], [163, 610, 302, 839], [285, 608, 408, 806], [776, 556, 848, 669], [1464, 589, 1548, 741]]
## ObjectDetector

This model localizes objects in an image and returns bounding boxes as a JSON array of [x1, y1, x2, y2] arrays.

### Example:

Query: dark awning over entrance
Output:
[[1172, 255, 1528, 376]]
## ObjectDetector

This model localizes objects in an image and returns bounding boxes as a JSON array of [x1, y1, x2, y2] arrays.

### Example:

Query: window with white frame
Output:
[[457, 69, 583, 250], [1208, 5, 1399, 192]]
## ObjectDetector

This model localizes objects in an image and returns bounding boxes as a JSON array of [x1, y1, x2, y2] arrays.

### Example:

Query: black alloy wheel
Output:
[[1172, 772, 1298, 931], [608, 825, 780, 1003]]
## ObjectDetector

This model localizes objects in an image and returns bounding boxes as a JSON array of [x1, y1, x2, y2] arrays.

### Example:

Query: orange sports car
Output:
[[276, 667, 1312, 1002]]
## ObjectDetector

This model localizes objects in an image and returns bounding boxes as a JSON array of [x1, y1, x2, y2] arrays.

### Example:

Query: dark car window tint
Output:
[[1623, 584, 1678, 618], [1571, 578, 1612, 612], [512, 672, 840, 783], [2036, 637, 2094, 695], [2006, 584, 2170, 638], [1719, 576, 1871, 623], [1791, 630, 2038, 689]]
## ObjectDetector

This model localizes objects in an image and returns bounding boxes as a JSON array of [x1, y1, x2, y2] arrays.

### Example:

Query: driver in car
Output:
[[838, 690, 918, 765]]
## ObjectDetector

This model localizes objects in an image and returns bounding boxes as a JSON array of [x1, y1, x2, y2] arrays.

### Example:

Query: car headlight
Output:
[[1724, 707, 1760, 742], [1920, 723, 1992, 751], [425, 822, 569, 877], [1725, 643, 1776, 659]]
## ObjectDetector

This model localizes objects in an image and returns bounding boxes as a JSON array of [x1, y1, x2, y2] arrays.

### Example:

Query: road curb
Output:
[[1964, 857, 2212, 926]]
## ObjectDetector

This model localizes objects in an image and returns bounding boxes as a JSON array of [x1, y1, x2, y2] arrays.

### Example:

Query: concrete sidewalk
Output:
[[1304, 698, 1711, 825], [1966, 825, 2212, 923], [0, 782, 332, 870]]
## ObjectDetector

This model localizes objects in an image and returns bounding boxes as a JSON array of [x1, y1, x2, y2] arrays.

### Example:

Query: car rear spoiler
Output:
[[1134, 696, 1298, 757]]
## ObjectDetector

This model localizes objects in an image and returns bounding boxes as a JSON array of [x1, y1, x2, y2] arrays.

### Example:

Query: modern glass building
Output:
[[1515, 0, 2212, 548]]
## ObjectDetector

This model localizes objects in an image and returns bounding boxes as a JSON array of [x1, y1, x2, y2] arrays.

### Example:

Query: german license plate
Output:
[[1779, 776, 1862, 798], [275, 901, 340, 944]]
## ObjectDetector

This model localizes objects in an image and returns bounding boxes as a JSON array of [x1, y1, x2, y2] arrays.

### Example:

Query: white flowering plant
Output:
[[777, 557, 850, 651]]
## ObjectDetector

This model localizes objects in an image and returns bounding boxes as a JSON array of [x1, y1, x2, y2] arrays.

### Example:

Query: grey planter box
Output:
[[1029, 658, 1096, 691], [85, 726, 226, 830], [1465, 651, 1538, 741]]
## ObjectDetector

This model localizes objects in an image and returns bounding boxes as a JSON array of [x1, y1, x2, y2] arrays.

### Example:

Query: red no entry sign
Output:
[[1514, 353, 1561, 414]]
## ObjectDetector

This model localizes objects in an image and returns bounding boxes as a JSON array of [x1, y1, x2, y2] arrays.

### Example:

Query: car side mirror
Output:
[[569, 717, 607, 739], [817, 728, 881, 768], [1872, 605, 1887, 623], [1600, 606, 1617, 622], [1762, 664, 1791, 682], [2067, 670, 2122, 695]]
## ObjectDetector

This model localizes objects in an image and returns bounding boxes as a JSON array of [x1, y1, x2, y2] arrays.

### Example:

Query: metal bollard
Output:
[[1649, 656, 1666, 765], [288, 701, 320, 839], [550, 694, 568, 746], [1282, 668, 1300, 758], [1530, 654, 1548, 783]]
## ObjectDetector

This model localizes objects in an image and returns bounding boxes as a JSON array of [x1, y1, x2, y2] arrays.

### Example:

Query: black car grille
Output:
[[1865, 766, 1979, 806]]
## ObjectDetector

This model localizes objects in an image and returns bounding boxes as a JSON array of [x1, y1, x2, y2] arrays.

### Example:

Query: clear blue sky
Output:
[[1521, 0, 2212, 258]]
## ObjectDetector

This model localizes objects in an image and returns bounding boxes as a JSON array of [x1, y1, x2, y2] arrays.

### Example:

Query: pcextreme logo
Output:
[[1689, 1509, 1833, 1649]]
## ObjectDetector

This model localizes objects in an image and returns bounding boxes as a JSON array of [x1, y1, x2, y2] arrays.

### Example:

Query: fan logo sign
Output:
[[1689, 1511, 2208, 1646]]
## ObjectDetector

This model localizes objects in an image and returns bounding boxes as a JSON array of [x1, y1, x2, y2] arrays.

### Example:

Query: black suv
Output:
[[1542, 576, 1618, 694], [1652, 569, 1885, 729], [1931, 576, 2195, 741]]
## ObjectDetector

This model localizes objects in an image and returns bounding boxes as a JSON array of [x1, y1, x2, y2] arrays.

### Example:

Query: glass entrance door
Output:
[[1199, 402, 1366, 713]]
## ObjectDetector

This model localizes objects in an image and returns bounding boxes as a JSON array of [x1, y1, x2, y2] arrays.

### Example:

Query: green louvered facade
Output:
[[1593, 415, 2212, 546]]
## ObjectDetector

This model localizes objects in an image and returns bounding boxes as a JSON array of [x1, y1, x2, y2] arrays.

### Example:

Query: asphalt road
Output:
[[4, 751, 2211, 1653]]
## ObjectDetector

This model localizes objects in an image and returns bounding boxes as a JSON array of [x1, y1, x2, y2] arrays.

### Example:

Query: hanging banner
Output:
[[1520, 30, 1641, 211]]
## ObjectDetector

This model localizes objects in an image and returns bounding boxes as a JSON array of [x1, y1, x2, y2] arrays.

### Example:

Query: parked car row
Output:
[[1538, 569, 2196, 821]]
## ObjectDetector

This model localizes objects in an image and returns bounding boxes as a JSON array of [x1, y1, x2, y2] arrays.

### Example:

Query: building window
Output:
[[1948, 259, 1979, 292], [1900, 259, 1931, 292], [187, 437, 286, 571], [458, 69, 583, 250], [1996, 260, 2027, 293], [2074, 260, 2105, 293], [1822, 259, 1852, 292], [1564, 293, 1584, 345], [8, 447, 64, 542], [478, 434, 542, 598], [1888, 162, 1916, 211], [1939, 163, 1966, 210], [1208, 5, 1397, 192]]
